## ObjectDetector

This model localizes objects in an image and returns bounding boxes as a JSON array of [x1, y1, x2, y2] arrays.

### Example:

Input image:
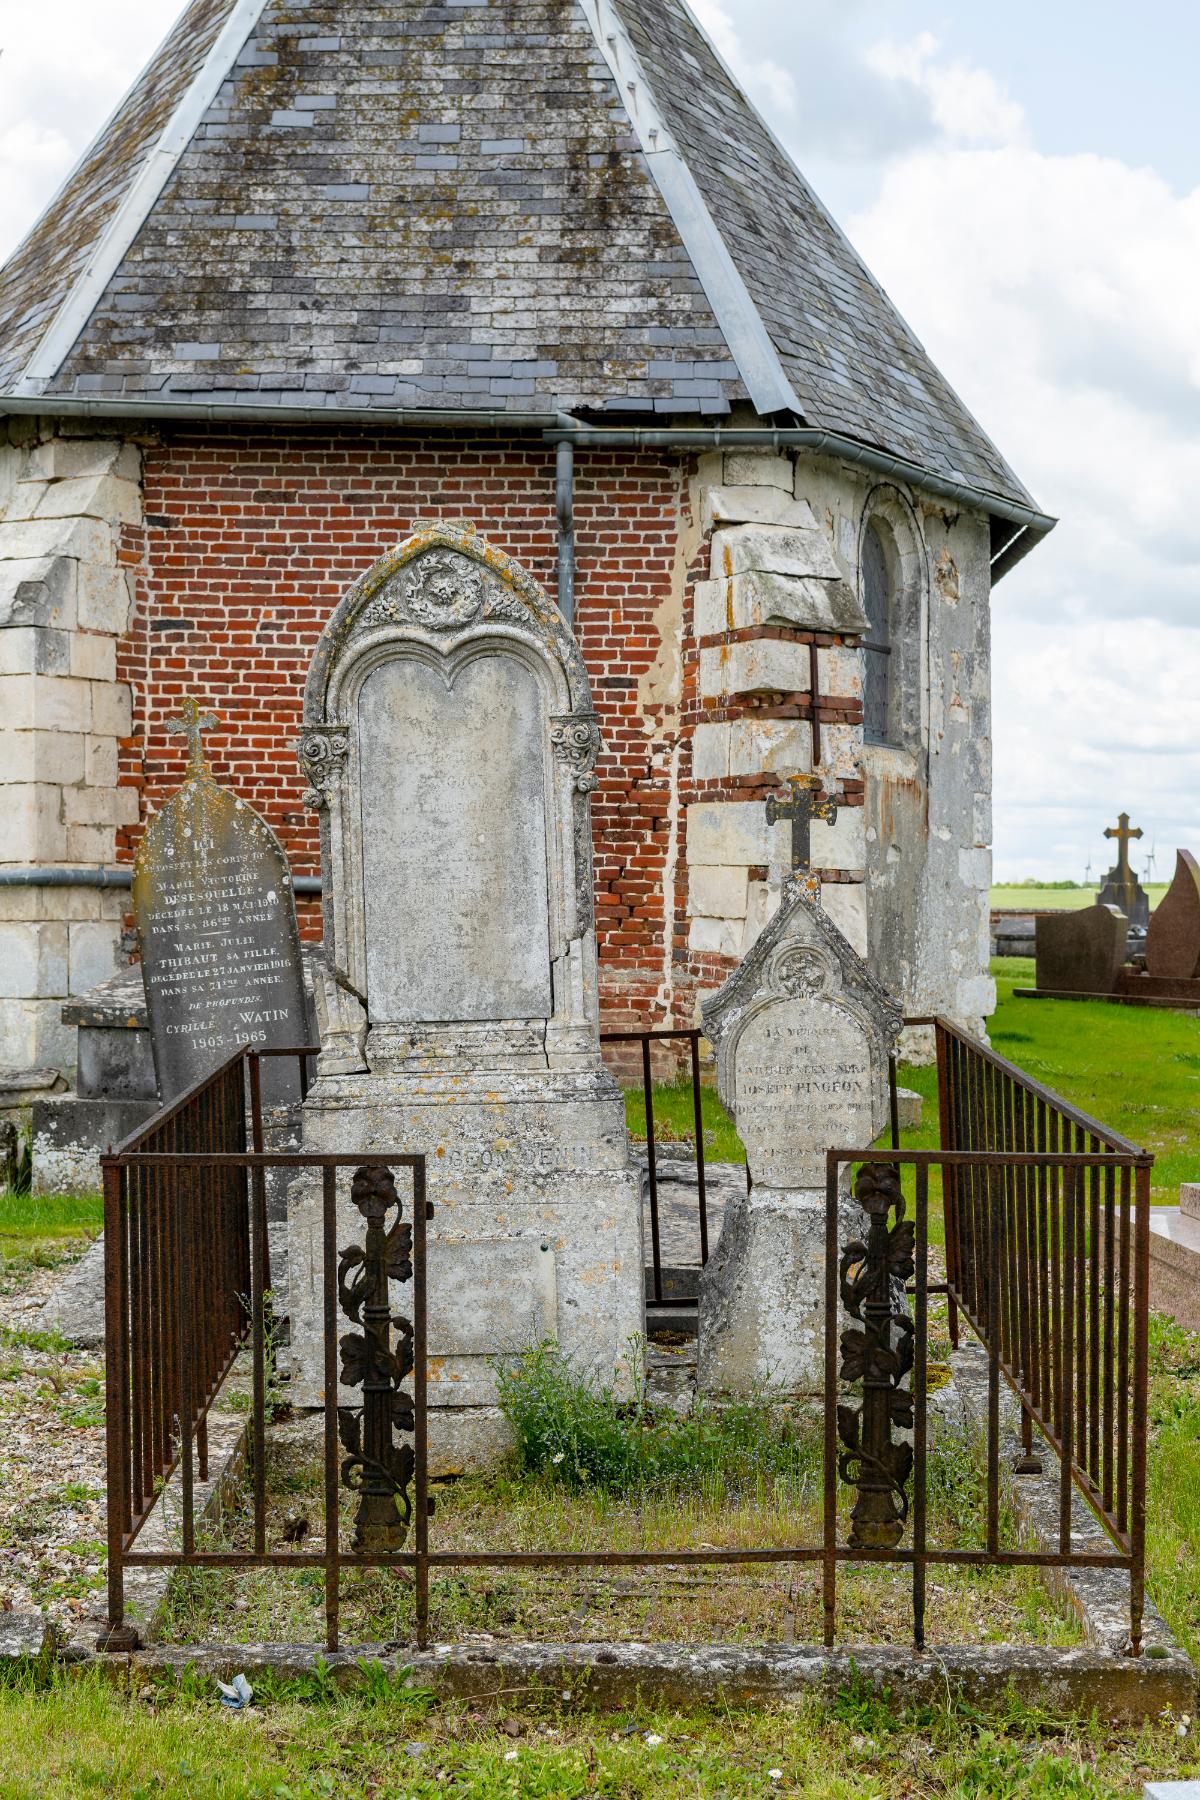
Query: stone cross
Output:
[[1103, 812, 1143, 887], [166, 697, 219, 775], [766, 775, 838, 883]]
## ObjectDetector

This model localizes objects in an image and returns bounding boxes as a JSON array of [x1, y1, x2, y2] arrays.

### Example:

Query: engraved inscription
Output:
[[133, 764, 309, 1105], [733, 999, 875, 1187]]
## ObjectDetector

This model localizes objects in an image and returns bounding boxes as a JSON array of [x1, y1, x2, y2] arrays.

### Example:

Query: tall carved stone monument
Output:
[[698, 881, 902, 1396], [1097, 811, 1150, 931], [132, 700, 310, 1105], [287, 523, 643, 1462]]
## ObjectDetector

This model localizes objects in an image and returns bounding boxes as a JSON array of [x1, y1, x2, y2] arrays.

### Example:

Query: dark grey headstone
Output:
[[1097, 872, 1150, 931], [1035, 905, 1127, 995], [132, 746, 310, 1106]]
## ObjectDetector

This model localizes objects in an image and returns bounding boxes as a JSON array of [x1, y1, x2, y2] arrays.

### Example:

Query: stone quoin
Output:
[[0, 0, 1050, 1093]]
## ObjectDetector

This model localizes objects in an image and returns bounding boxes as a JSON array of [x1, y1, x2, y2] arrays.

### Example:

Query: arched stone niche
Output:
[[855, 483, 928, 760], [298, 522, 605, 1075]]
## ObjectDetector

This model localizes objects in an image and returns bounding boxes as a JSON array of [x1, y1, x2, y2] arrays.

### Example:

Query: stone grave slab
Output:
[[1034, 905, 1127, 996], [1146, 850, 1200, 980], [132, 701, 310, 1106], [697, 880, 902, 1395]]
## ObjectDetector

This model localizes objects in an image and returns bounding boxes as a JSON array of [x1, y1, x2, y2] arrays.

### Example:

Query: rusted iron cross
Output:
[[766, 773, 838, 877], [166, 697, 219, 775], [1103, 811, 1143, 886]]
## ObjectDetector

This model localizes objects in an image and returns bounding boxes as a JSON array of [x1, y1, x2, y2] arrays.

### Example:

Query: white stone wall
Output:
[[0, 424, 142, 1070], [684, 445, 996, 1039]]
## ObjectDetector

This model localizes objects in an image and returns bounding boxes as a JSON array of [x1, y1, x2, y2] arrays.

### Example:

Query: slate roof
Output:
[[0, 0, 1037, 514]]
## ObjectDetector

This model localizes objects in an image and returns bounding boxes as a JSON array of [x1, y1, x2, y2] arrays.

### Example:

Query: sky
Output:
[[1, 1, 1197, 884]]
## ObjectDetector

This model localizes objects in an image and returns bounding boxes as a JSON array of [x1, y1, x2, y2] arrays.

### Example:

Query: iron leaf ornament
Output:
[[336, 1165, 423, 1553], [836, 1163, 915, 1549]]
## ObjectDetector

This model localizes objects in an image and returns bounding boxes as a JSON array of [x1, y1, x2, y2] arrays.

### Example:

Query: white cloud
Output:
[[850, 133, 1200, 876], [0, 0, 174, 260], [690, 0, 796, 116], [866, 32, 1028, 148]]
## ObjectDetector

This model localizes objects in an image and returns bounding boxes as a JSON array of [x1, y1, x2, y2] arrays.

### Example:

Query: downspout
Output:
[[545, 416, 1056, 582], [556, 437, 576, 626], [0, 865, 322, 894]]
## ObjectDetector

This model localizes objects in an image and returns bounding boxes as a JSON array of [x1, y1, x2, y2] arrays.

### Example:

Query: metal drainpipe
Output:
[[556, 437, 576, 626], [0, 866, 322, 894], [545, 415, 1057, 577]]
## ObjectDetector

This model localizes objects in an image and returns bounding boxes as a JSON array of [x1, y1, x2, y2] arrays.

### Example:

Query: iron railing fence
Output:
[[96, 1022, 1150, 1658], [824, 1146, 1149, 1653], [600, 1025, 716, 1303], [917, 1015, 1150, 1577], [100, 1044, 321, 1649]]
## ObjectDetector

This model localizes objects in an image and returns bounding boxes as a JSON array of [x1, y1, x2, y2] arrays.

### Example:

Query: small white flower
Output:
[[551, 1452, 565, 1464], [504, 1749, 519, 1762], [645, 1733, 663, 1747], [768, 1772, 783, 1783], [561, 1690, 572, 1700], [1178, 1722, 1189, 1738]]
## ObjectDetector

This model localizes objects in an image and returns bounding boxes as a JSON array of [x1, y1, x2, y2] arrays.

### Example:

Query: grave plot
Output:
[[156, 1326, 1084, 1655]]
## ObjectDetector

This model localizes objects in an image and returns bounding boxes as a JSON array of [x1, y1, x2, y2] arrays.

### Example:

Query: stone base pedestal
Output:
[[1149, 1186, 1200, 1332], [697, 1182, 863, 1397], [286, 1065, 644, 1468]]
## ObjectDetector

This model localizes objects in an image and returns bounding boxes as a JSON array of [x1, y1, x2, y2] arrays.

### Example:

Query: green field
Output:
[[991, 883, 1167, 911]]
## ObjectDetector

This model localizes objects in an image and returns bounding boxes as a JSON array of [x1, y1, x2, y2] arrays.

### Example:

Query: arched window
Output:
[[860, 522, 892, 744]]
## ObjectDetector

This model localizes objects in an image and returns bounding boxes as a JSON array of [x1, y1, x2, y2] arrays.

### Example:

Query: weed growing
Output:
[[494, 1337, 820, 1500]]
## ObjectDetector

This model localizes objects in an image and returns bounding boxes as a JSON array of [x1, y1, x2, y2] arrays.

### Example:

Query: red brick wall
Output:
[[118, 425, 698, 1028]]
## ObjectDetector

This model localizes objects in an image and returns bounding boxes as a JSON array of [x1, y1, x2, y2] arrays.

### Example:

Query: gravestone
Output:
[[697, 880, 902, 1396], [1146, 850, 1200, 980], [1034, 905, 1127, 996], [1097, 811, 1150, 931], [287, 523, 643, 1467], [132, 700, 310, 1105]]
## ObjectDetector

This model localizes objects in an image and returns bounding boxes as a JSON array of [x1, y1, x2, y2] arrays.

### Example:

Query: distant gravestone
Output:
[[132, 700, 310, 1105], [1146, 850, 1200, 980], [1097, 811, 1150, 930], [697, 881, 902, 1396], [1035, 905, 1127, 996]]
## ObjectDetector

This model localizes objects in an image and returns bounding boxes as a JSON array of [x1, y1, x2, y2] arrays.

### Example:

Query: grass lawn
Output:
[[991, 885, 1167, 911], [0, 1664, 1195, 1800], [0, 1187, 102, 1256]]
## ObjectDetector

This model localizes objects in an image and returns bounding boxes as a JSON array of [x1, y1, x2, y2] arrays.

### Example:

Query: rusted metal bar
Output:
[[122, 1544, 1132, 1571], [249, 1054, 267, 1558], [642, 1035, 662, 1304], [415, 1161, 430, 1649], [322, 1164, 340, 1654], [689, 1032, 710, 1266], [913, 1163, 929, 1650], [98, 1163, 136, 1651], [822, 1153, 839, 1648], [888, 1051, 900, 1150], [1060, 1167, 1076, 1556], [987, 1146, 1001, 1556], [1130, 1161, 1151, 1654]]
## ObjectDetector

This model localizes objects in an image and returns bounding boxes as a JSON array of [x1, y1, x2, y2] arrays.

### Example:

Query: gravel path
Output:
[[0, 1241, 111, 1645]]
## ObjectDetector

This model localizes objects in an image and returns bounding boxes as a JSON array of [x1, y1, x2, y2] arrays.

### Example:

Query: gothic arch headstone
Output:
[[286, 524, 643, 1461]]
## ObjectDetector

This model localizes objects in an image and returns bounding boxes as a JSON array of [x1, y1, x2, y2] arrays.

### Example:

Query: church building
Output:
[[0, 0, 1051, 1074]]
